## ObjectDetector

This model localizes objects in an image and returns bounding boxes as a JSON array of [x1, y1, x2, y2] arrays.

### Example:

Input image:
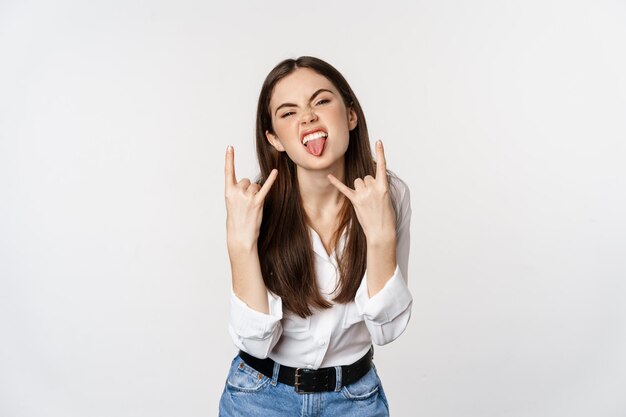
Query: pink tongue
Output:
[[305, 138, 326, 156]]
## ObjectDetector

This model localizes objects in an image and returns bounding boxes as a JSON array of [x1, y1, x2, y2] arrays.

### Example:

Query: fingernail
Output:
[[226, 145, 232, 151]]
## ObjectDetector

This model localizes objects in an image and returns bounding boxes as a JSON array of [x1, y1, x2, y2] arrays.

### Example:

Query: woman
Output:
[[219, 56, 412, 416]]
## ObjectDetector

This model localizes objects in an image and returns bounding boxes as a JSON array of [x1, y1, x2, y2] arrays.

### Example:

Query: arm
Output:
[[355, 180, 412, 345], [229, 244, 269, 314], [227, 244, 284, 358], [224, 146, 283, 357], [327, 140, 398, 296], [365, 237, 397, 298], [228, 285, 283, 359], [328, 141, 413, 345]]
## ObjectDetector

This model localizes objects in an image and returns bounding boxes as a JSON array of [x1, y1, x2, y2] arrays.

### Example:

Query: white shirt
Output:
[[228, 174, 412, 369]]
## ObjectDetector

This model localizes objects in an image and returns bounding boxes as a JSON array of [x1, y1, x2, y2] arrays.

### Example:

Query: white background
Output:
[[1, 0, 625, 416]]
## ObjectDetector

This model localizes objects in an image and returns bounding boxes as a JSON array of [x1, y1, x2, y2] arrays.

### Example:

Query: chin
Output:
[[301, 153, 344, 172]]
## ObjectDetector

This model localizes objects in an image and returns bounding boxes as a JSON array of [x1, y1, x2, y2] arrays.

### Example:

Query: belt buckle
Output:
[[294, 368, 314, 394]]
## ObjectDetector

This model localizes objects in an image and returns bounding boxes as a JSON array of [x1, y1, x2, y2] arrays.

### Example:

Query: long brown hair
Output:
[[255, 56, 397, 318]]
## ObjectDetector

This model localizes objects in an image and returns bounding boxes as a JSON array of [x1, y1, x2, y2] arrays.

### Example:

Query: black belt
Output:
[[238, 346, 374, 394]]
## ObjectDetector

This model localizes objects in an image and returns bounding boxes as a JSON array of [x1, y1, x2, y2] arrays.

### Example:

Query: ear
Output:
[[347, 107, 358, 131], [265, 130, 286, 152]]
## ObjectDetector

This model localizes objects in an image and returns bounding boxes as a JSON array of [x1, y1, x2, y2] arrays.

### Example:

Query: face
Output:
[[265, 67, 358, 172]]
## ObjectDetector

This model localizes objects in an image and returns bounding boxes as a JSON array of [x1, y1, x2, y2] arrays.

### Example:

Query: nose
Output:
[[300, 106, 317, 124]]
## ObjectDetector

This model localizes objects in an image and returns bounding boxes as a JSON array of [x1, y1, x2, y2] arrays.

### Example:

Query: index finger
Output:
[[327, 174, 355, 201], [224, 145, 237, 189], [254, 169, 278, 203], [375, 140, 388, 182]]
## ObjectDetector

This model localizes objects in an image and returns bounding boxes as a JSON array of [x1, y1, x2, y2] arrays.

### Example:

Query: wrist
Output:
[[365, 231, 396, 249], [227, 239, 258, 256]]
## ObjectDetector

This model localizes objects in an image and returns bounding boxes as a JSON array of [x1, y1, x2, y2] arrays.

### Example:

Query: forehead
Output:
[[270, 68, 338, 108]]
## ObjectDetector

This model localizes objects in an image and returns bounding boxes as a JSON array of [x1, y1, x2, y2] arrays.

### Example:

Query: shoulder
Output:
[[387, 171, 411, 228]]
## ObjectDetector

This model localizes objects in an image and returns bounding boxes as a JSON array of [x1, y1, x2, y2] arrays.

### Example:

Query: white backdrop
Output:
[[1, 0, 625, 416]]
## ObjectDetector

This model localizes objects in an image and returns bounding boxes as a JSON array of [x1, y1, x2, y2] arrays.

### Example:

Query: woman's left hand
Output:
[[327, 140, 396, 245]]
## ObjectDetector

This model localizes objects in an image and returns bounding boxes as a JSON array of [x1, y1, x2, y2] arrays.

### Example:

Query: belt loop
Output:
[[271, 360, 280, 386], [334, 366, 342, 392]]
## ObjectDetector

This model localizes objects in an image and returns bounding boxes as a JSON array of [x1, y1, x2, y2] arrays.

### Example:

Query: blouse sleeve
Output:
[[353, 176, 413, 345], [228, 287, 284, 358]]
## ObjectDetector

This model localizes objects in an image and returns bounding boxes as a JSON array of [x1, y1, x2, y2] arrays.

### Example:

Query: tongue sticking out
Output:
[[305, 138, 326, 156]]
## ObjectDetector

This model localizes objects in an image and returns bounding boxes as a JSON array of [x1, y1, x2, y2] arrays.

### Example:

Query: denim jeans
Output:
[[218, 353, 390, 416]]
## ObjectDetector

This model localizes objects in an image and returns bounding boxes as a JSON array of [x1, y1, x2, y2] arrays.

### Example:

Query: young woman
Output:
[[219, 56, 412, 416]]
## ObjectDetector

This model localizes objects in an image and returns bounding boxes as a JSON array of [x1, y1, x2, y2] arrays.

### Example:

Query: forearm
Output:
[[229, 243, 269, 314], [366, 235, 397, 298]]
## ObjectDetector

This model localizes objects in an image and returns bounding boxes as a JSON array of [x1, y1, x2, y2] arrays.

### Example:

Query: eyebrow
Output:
[[274, 88, 335, 116]]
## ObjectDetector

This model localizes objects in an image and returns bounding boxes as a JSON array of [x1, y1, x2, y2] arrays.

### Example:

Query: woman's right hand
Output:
[[224, 145, 278, 253]]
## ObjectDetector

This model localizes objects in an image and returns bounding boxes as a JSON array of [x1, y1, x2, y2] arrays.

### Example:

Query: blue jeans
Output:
[[218, 353, 390, 416]]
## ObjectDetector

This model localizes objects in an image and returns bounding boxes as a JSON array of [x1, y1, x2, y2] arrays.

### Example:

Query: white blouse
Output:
[[228, 174, 412, 369]]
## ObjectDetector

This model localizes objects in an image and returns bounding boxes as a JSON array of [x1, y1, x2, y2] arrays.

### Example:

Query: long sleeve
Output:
[[353, 176, 413, 345], [228, 287, 284, 358]]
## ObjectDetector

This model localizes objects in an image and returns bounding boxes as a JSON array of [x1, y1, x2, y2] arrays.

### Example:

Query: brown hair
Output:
[[255, 56, 397, 318]]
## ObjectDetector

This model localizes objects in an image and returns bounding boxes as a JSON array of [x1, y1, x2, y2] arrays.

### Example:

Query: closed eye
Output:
[[280, 99, 330, 118]]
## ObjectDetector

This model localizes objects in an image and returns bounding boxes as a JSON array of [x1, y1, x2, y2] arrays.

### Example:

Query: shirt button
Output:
[[318, 339, 326, 347]]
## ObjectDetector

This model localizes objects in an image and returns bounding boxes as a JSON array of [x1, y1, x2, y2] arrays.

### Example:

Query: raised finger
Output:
[[375, 140, 388, 182], [328, 174, 355, 200], [225, 145, 237, 189], [255, 169, 278, 202]]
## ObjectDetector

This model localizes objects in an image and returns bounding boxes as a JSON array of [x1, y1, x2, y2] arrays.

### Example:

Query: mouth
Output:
[[301, 129, 328, 156], [301, 129, 328, 146]]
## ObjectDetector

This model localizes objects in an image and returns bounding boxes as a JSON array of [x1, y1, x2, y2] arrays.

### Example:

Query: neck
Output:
[[296, 159, 346, 216]]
